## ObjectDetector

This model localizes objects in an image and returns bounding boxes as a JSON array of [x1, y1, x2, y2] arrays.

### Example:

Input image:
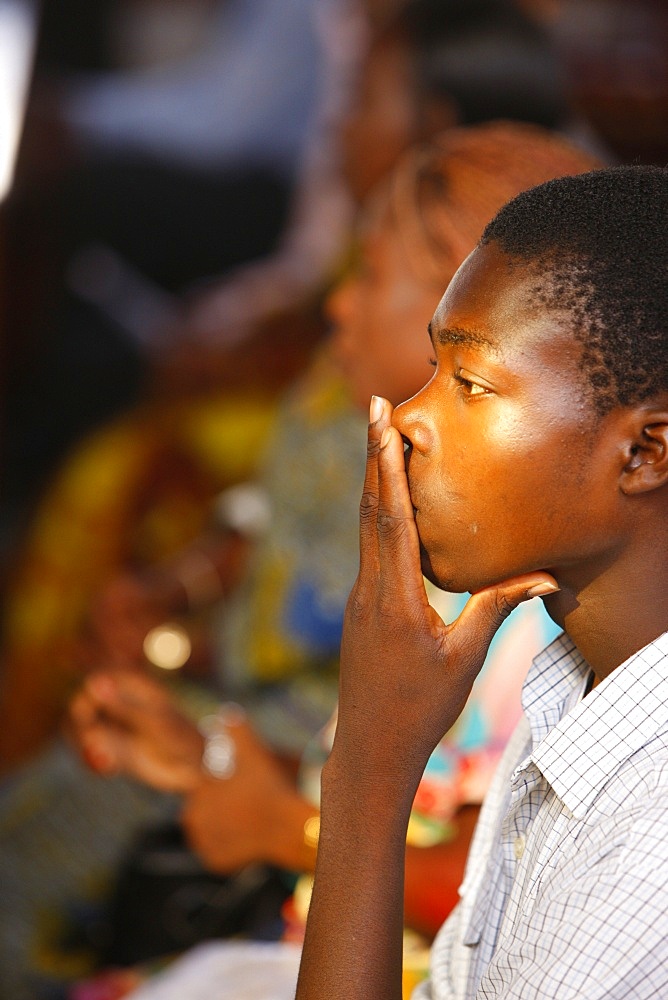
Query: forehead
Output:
[[430, 241, 578, 366]]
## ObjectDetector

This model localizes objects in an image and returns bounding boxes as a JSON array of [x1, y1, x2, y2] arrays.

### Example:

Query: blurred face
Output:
[[394, 240, 625, 594], [327, 204, 445, 410]]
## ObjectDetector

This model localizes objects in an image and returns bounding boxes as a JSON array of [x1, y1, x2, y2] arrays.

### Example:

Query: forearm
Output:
[[296, 754, 417, 1000]]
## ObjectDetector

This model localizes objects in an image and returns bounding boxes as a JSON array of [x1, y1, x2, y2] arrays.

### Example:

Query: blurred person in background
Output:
[[0, 0, 578, 775], [552, 0, 668, 166], [2, 0, 577, 550], [3, 0, 365, 552]]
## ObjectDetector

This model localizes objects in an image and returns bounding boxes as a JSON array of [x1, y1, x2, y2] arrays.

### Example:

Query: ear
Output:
[[619, 408, 668, 496]]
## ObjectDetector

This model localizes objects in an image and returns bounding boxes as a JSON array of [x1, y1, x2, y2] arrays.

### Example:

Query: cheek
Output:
[[419, 417, 575, 541], [458, 428, 593, 565], [485, 412, 589, 500]]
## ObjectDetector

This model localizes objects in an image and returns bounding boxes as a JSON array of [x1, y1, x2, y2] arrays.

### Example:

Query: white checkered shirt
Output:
[[415, 629, 668, 999]]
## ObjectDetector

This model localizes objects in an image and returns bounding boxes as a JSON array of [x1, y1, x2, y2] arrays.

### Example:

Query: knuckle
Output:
[[359, 489, 378, 520], [376, 510, 410, 541], [346, 588, 369, 625], [360, 490, 378, 513], [491, 591, 515, 624], [366, 436, 381, 458]]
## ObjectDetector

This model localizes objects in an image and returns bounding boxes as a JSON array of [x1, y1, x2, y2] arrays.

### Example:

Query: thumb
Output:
[[454, 572, 559, 663]]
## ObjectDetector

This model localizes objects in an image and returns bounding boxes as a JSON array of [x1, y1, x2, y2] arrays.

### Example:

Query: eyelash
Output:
[[428, 358, 489, 397]]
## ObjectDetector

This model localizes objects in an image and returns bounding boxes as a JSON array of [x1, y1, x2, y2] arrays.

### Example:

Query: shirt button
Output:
[[514, 834, 526, 860]]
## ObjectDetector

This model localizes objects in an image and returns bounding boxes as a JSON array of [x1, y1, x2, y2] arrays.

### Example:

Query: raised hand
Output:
[[331, 395, 558, 794], [296, 397, 558, 1000]]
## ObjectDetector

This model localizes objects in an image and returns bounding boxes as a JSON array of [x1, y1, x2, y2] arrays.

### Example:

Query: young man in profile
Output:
[[296, 165, 668, 1000]]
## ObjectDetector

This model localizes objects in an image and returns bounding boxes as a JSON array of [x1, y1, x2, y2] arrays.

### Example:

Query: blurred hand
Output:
[[182, 717, 315, 874], [66, 669, 204, 793]]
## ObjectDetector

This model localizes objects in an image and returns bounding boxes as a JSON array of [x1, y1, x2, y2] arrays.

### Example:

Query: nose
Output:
[[392, 387, 433, 457]]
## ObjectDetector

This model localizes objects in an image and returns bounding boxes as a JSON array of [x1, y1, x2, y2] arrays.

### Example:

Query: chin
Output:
[[419, 545, 467, 594], [419, 539, 505, 595]]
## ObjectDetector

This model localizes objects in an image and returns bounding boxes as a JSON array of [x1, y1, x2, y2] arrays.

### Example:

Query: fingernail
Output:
[[526, 582, 560, 599], [380, 427, 392, 449], [369, 395, 383, 423]]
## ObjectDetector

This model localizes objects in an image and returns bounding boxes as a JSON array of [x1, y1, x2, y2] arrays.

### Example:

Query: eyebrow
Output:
[[427, 322, 497, 353]]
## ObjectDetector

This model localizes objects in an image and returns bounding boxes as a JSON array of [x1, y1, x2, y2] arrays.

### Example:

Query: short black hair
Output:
[[481, 165, 668, 414]]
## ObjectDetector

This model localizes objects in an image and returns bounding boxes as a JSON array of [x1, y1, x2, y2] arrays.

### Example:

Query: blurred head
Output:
[[339, 27, 425, 208], [408, 0, 566, 131], [328, 120, 601, 410], [553, 0, 668, 165], [340, 0, 566, 205]]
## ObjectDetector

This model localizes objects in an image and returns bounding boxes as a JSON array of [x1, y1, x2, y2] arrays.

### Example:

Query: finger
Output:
[[67, 685, 98, 735], [359, 396, 393, 578], [375, 424, 426, 603], [450, 572, 560, 675], [89, 669, 168, 718], [65, 677, 127, 773]]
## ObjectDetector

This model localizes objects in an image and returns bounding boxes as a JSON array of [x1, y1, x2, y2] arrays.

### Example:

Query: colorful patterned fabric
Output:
[[218, 352, 368, 752]]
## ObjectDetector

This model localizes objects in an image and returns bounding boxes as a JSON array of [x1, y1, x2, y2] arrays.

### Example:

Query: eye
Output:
[[428, 356, 437, 368], [454, 370, 491, 397]]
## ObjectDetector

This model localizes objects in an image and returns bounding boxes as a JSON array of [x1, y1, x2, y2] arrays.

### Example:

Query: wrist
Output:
[[323, 741, 423, 817], [156, 730, 207, 795], [320, 750, 419, 861]]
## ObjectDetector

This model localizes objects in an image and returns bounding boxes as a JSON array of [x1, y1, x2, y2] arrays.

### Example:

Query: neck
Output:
[[543, 543, 668, 681]]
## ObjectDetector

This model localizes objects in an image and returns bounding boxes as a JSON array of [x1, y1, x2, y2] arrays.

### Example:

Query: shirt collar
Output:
[[520, 630, 668, 820]]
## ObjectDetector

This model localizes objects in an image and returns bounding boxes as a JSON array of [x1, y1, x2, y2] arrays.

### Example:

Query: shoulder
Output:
[[569, 725, 668, 881], [614, 729, 668, 872]]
